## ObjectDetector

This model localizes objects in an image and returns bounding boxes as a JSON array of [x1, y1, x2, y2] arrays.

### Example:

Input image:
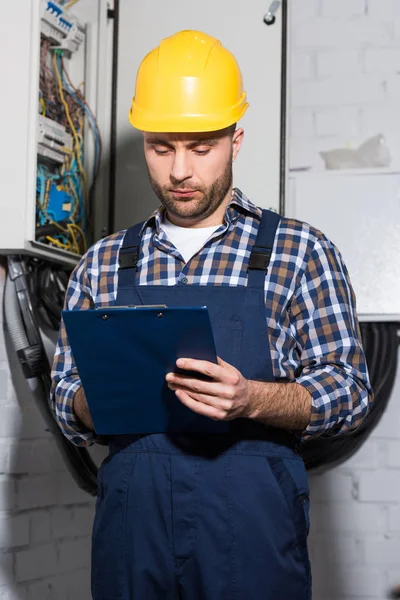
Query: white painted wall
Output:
[[0, 1, 399, 599], [289, 0, 400, 171], [290, 1, 400, 599]]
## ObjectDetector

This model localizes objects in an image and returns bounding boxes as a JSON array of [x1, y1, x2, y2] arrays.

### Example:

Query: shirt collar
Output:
[[139, 187, 261, 236], [227, 188, 262, 222]]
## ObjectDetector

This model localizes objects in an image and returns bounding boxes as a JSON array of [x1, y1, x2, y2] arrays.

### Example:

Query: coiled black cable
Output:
[[302, 321, 400, 471], [5, 256, 98, 496]]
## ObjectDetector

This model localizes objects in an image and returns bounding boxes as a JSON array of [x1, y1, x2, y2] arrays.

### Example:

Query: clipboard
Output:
[[62, 306, 229, 435]]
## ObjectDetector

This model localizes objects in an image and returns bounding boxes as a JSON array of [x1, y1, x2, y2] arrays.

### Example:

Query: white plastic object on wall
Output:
[[37, 115, 72, 164], [320, 134, 392, 170], [40, 0, 85, 55]]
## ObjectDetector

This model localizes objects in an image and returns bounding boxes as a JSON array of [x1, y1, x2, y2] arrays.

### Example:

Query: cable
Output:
[[61, 57, 102, 183], [37, 190, 81, 253], [68, 223, 87, 253], [35, 54, 89, 253], [53, 52, 88, 205], [45, 236, 71, 250], [60, 58, 102, 237], [64, 0, 79, 10], [38, 38, 100, 251], [302, 322, 400, 471], [5, 256, 98, 496], [35, 220, 70, 239]]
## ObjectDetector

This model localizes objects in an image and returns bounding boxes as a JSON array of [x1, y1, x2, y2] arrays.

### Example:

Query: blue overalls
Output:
[[91, 209, 311, 600]]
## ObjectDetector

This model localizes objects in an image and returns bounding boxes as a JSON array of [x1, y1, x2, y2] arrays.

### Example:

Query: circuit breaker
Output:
[[0, 0, 112, 266]]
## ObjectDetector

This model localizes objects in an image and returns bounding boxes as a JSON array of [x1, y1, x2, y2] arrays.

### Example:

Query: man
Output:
[[51, 30, 373, 600]]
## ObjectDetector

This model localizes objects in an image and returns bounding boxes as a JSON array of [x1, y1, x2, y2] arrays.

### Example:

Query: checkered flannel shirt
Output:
[[50, 188, 373, 446]]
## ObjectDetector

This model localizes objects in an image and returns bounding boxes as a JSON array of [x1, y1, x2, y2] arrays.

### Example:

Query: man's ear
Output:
[[232, 128, 244, 162]]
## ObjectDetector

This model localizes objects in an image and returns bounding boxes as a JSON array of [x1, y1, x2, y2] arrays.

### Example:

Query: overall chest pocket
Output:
[[209, 308, 242, 369]]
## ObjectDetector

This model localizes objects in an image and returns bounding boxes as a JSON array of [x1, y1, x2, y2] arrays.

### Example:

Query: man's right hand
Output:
[[73, 387, 95, 431]]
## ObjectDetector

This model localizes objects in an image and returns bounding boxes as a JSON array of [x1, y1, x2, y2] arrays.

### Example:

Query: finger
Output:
[[217, 356, 230, 368], [175, 389, 228, 421], [175, 358, 222, 380], [216, 357, 240, 385], [169, 383, 234, 412], [175, 357, 238, 384], [166, 374, 230, 398]]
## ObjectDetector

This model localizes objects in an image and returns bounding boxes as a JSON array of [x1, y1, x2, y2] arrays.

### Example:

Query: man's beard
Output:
[[148, 159, 233, 223]]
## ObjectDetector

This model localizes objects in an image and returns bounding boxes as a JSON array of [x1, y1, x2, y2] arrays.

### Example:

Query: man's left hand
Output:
[[166, 357, 253, 421]]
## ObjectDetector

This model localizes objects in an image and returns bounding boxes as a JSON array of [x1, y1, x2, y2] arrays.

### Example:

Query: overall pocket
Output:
[[266, 455, 312, 599], [209, 305, 242, 369], [267, 456, 310, 543], [92, 451, 135, 600]]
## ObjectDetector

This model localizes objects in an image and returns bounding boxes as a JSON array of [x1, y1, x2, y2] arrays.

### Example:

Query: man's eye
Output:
[[194, 149, 210, 156], [154, 148, 169, 155]]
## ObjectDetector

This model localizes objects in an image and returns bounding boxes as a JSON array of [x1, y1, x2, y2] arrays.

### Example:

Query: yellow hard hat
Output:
[[129, 30, 248, 133]]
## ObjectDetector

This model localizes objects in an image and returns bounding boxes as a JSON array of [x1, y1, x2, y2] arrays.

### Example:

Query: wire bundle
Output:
[[37, 35, 101, 254], [5, 256, 98, 496]]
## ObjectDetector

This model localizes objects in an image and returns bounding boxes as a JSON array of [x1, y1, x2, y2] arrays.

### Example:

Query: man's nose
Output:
[[170, 151, 193, 183]]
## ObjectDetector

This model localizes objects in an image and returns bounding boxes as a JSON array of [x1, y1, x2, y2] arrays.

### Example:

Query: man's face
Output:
[[143, 127, 243, 224]]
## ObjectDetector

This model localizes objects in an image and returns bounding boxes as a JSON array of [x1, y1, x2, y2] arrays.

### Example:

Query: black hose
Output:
[[302, 322, 400, 471], [5, 256, 98, 495], [35, 220, 70, 239]]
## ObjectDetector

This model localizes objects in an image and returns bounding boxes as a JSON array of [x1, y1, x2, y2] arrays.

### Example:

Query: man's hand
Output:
[[166, 357, 312, 431], [166, 357, 253, 421]]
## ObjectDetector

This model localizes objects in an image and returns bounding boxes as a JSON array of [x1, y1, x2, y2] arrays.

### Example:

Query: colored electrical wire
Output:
[[61, 57, 102, 180], [64, 0, 79, 10], [68, 223, 87, 253], [46, 236, 72, 250], [64, 85, 100, 183], [53, 52, 88, 205], [37, 165, 83, 252], [37, 32, 100, 255]]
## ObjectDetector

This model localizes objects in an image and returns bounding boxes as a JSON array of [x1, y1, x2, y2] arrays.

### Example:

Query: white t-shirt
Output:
[[160, 215, 220, 264]]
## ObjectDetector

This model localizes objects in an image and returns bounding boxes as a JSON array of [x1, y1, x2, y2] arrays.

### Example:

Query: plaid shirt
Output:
[[51, 188, 373, 446]]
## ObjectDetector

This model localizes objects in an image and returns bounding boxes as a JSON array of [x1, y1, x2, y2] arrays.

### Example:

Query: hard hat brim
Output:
[[129, 101, 249, 133]]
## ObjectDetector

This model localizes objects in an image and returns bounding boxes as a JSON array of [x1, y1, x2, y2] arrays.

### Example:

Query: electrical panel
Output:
[[0, 1, 112, 266]]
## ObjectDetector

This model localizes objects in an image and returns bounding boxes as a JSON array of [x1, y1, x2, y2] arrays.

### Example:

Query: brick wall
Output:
[[290, 1, 400, 598], [290, 0, 400, 171], [0, 264, 95, 599]]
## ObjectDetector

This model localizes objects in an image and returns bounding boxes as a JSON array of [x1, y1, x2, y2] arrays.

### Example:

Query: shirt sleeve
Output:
[[290, 235, 374, 439], [50, 253, 97, 447]]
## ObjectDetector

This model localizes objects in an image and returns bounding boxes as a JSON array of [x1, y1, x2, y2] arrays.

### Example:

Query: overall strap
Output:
[[248, 209, 281, 288], [117, 221, 145, 292], [117, 210, 281, 291]]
